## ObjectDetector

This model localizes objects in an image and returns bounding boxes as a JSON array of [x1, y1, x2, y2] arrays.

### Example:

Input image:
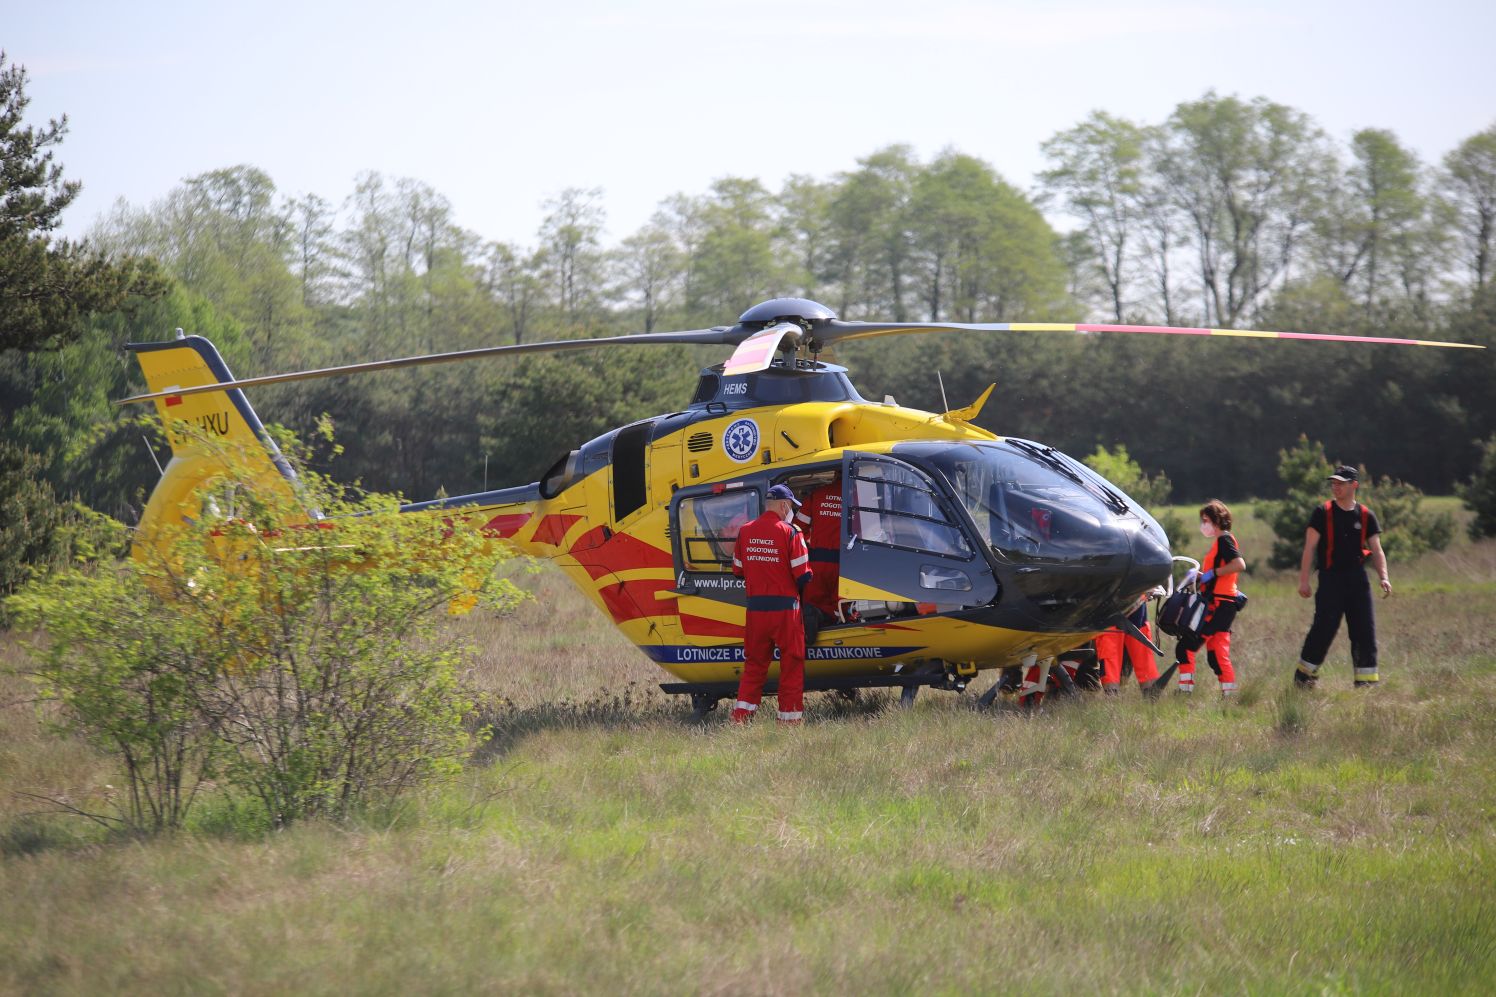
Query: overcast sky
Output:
[[9, 0, 1496, 247]]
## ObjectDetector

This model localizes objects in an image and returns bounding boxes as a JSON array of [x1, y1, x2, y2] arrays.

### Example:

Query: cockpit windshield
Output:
[[926, 441, 1134, 561]]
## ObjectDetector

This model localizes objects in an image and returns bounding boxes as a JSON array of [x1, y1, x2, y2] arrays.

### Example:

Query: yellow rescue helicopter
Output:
[[117, 298, 1480, 716]]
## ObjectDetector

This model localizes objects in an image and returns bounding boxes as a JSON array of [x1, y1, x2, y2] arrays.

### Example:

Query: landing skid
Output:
[[661, 671, 961, 718]]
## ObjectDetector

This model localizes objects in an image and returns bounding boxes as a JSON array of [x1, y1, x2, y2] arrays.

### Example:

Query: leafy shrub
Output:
[[1458, 433, 1496, 539], [9, 566, 218, 832], [1083, 443, 1172, 505], [52, 501, 131, 566], [1255, 436, 1333, 570], [7, 431, 522, 832], [1083, 443, 1188, 550], [1, 443, 129, 627], [1363, 476, 1453, 560], [1256, 435, 1451, 569], [0, 442, 62, 618]]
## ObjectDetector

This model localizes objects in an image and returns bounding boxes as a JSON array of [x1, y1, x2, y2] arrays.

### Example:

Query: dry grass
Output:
[[2, 529, 1494, 994], [462, 559, 670, 709]]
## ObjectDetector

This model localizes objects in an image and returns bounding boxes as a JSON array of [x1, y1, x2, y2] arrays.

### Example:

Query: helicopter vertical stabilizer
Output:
[[128, 336, 301, 555]]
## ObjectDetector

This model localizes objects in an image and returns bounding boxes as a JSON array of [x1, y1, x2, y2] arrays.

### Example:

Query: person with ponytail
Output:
[[1174, 500, 1247, 696]]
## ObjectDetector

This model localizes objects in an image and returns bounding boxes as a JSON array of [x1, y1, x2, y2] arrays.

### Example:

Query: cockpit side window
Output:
[[848, 458, 971, 559], [931, 442, 1119, 559], [611, 421, 653, 521], [676, 489, 760, 572]]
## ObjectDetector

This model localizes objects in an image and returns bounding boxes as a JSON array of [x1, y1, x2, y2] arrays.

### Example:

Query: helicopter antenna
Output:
[[141, 434, 164, 476], [936, 370, 949, 411]]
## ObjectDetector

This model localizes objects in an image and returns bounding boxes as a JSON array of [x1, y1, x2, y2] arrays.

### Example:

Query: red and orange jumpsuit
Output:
[[1018, 650, 1091, 707], [1096, 600, 1159, 693], [1177, 531, 1240, 694], [794, 481, 843, 620], [731, 510, 812, 722]]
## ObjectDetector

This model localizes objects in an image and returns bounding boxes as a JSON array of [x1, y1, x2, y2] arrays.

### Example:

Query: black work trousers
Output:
[[1299, 569, 1377, 676]]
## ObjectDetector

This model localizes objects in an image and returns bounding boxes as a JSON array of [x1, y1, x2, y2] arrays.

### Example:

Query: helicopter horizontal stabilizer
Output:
[[942, 384, 996, 424]]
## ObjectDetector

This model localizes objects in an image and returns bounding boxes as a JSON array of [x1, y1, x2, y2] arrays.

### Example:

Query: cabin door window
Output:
[[675, 488, 760, 573]]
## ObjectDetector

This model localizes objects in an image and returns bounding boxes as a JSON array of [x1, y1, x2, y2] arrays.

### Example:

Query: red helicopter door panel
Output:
[[838, 452, 998, 609]]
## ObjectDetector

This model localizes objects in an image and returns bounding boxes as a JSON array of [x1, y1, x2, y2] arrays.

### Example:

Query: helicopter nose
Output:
[[1122, 519, 1173, 599], [998, 516, 1171, 632]]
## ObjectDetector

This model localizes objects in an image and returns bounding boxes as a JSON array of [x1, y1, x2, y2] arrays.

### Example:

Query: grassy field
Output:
[[3, 503, 1495, 994]]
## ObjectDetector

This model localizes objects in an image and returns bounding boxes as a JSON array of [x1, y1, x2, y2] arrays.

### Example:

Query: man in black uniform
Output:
[[1294, 465, 1392, 688]]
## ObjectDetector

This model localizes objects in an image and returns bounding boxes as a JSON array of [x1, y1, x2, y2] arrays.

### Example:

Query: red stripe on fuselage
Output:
[[597, 577, 677, 623], [482, 512, 532, 539], [680, 613, 746, 639], [568, 529, 674, 580], [530, 513, 581, 547]]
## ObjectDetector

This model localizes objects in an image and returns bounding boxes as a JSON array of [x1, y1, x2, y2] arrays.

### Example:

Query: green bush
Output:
[[0, 442, 62, 618], [9, 565, 218, 832], [1362, 476, 1453, 560], [1, 443, 129, 627], [1255, 436, 1333, 570], [1082, 443, 1188, 550], [1458, 433, 1496, 539], [1083, 443, 1172, 505], [1256, 435, 1452, 569], [7, 431, 523, 832]]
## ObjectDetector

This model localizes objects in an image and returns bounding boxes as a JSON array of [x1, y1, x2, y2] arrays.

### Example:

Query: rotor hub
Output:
[[737, 297, 837, 330]]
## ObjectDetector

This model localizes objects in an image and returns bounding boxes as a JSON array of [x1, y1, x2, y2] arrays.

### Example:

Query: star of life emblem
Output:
[[722, 418, 760, 462]]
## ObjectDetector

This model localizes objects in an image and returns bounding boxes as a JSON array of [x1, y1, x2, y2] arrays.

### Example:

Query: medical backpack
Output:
[[1157, 587, 1209, 639]]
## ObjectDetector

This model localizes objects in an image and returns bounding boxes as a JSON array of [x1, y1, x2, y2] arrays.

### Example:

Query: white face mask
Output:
[[1200, 520, 1216, 538]]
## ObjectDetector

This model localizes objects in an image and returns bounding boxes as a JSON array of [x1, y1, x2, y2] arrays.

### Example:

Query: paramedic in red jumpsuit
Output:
[[795, 474, 843, 620], [731, 484, 813, 725], [1096, 598, 1160, 694]]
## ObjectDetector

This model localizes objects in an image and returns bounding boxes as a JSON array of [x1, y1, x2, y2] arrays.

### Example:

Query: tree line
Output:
[[4, 51, 1495, 531]]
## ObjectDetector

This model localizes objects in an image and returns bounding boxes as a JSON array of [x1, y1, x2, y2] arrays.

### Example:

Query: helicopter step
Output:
[[975, 668, 1015, 708], [687, 693, 721, 722]]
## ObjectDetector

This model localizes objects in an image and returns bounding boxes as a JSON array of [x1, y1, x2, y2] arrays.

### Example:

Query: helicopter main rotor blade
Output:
[[817, 319, 1483, 350], [115, 295, 1484, 409], [114, 326, 739, 406]]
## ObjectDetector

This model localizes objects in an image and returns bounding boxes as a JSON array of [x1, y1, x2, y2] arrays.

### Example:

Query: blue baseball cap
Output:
[[766, 483, 801, 507]]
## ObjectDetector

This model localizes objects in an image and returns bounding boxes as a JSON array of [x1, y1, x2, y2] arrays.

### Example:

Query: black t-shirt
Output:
[[1309, 502, 1382, 571]]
